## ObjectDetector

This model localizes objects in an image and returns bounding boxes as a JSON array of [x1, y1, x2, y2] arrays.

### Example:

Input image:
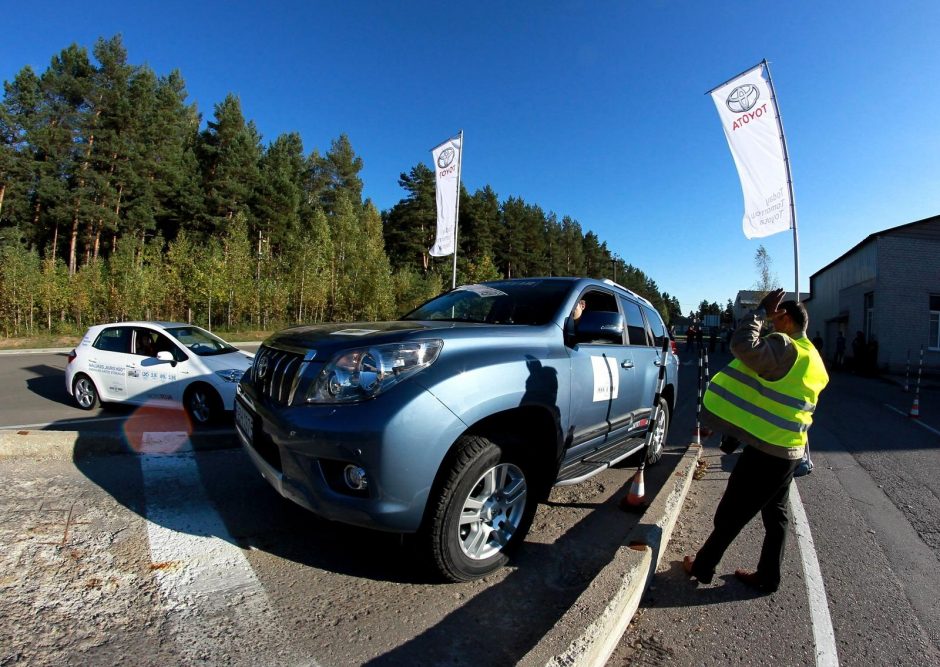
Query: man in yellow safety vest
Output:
[[683, 288, 829, 593]]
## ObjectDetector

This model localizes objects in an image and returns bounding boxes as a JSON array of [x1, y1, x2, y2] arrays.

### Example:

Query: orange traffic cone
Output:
[[910, 396, 920, 419], [619, 469, 647, 512]]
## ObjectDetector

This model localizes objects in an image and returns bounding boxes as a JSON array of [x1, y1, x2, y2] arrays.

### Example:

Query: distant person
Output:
[[835, 332, 846, 368]]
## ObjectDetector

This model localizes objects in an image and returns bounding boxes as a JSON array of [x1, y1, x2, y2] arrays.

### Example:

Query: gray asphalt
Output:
[[0, 344, 689, 665], [3, 347, 939, 665], [611, 353, 940, 666]]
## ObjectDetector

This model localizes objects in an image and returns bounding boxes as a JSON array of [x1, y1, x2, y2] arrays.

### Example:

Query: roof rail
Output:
[[601, 279, 653, 308]]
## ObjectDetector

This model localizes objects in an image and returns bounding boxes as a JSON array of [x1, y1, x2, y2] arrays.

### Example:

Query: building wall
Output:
[[875, 235, 940, 372], [805, 243, 877, 360]]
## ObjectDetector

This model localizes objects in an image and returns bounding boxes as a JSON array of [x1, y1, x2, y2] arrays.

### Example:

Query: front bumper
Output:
[[235, 382, 466, 533]]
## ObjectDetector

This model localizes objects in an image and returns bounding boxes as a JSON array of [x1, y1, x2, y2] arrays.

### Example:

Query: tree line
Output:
[[0, 35, 683, 338]]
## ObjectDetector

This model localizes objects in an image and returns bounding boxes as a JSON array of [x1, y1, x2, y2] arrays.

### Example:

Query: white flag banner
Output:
[[711, 63, 792, 239], [429, 135, 461, 257]]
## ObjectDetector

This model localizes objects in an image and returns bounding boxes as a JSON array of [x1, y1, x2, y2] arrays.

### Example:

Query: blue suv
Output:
[[235, 277, 678, 581]]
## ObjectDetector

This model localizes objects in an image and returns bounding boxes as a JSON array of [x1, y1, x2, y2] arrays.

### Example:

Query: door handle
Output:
[[654, 360, 664, 367], [621, 360, 634, 369]]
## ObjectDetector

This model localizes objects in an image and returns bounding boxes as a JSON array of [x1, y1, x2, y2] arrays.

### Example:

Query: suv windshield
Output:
[[166, 326, 237, 356], [402, 280, 572, 325]]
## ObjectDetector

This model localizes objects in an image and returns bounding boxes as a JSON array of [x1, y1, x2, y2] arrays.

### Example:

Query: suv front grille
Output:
[[251, 344, 316, 406]]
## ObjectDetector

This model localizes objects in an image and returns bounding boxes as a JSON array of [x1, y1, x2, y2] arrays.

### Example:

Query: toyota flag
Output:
[[710, 62, 792, 239], [429, 134, 462, 257]]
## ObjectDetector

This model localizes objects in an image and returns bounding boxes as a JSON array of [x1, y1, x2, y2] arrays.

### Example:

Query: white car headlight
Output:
[[307, 340, 443, 403], [215, 369, 246, 383]]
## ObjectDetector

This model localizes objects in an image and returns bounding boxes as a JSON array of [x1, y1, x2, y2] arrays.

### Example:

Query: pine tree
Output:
[[197, 94, 261, 237], [560, 216, 585, 275], [254, 132, 304, 252], [382, 163, 436, 272]]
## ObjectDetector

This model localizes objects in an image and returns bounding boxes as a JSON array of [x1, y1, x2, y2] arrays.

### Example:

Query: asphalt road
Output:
[[611, 354, 940, 666], [0, 344, 689, 666], [3, 347, 939, 665], [0, 344, 260, 432]]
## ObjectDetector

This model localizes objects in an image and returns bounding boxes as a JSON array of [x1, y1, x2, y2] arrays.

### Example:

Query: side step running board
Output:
[[554, 436, 647, 486]]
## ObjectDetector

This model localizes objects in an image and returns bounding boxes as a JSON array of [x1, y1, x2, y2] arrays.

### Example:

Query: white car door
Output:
[[125, 328, 187, 405], [87, 326, 131, 401]]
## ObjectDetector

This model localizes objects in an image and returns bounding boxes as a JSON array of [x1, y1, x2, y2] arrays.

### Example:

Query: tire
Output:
[[645, 397, 670, 465], [424, 435, 537, 582], [184, 384, 222, 427], [72, 374, 100, 410]]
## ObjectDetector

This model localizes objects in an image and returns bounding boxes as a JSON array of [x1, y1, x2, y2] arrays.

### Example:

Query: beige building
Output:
[[802, 215, 940, 373]]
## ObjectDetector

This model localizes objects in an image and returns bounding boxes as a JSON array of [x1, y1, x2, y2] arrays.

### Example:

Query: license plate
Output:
[[235, 401, 254, 443]]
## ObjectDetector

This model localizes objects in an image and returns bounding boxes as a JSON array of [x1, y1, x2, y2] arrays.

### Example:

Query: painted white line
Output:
[[2, 416, 127, 430], [140, 435, 312, 664], [884, 404, 940, 437], [790, 483, 839, 667]]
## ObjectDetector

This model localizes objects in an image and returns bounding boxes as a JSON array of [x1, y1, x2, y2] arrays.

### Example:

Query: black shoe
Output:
[[683, 556, 713, 584], [734, 569, 778, 593], [719, 436, 741, 454]]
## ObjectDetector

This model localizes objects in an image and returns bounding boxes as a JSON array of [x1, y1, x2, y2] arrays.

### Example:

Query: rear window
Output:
[[642, 305, 669, 348], [402, 280, 572, 325], [621, 300, 651, 346], [93, 327, 130, 353]]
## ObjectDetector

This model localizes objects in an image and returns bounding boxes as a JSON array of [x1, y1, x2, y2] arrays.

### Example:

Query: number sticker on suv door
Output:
[[591, 356, 619, 401]]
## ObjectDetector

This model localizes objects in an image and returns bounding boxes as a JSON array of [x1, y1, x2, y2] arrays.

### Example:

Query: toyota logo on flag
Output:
[[726, 84, 760, 113], [437, 147, 456, 169]]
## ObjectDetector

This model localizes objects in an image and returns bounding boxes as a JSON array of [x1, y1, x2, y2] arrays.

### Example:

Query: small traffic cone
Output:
[[619, 469, 647, 512], [910, 396, 920, 419]]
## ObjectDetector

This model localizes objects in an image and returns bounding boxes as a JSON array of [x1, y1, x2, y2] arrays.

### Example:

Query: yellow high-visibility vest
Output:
[[703, 334, 829, 449]]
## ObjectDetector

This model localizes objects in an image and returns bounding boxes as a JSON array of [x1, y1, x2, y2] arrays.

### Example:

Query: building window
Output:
[[864, 292, 875, 342], [930, 295, 940, 351]]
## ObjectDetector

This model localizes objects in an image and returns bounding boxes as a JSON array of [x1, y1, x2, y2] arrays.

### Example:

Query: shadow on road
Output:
[[24, 362, 74, 408]]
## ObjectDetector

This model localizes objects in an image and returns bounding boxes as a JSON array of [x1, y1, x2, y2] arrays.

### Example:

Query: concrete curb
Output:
[[523, 444, 702, 667]]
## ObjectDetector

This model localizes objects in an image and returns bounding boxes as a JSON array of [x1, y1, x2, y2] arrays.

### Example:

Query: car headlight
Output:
[[215, 369, 246, 383], [306, 340, 443, 403]]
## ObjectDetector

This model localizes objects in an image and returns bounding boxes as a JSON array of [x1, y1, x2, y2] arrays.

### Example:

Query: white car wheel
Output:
[[72, 375, 100, 410]]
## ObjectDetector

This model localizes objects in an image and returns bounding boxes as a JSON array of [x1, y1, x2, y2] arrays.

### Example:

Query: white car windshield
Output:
[[165, 326, 237, 356]]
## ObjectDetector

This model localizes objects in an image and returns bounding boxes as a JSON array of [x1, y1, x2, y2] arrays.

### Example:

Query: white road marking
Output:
[[884, 404, 940, 437], [790, 483, 840, 667], [140, 434, 312, 664]]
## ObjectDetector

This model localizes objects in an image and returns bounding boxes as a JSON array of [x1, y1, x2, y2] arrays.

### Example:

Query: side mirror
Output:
[[572, 311, 625, 345], [156, 350, 177, 367]]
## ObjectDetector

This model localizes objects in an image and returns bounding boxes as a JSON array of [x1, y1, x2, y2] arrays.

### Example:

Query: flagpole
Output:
[[451, 130, 463, 289], [762, 60, 801, 301]]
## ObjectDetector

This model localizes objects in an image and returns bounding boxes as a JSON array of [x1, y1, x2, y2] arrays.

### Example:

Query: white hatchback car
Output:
[[65, 322, 254, 425]]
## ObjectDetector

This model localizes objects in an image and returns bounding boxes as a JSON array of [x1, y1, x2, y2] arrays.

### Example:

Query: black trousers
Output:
[[692, 445, 800, 588]]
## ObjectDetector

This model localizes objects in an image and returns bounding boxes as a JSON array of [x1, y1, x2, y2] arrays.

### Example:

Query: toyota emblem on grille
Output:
[[726, 84, 760, 113], [256, 355, 269, 379]]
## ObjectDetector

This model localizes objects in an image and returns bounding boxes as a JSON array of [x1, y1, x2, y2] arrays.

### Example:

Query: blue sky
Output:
[[3, 1, 940, 315]]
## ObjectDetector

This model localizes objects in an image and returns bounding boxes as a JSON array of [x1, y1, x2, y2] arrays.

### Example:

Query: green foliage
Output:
[[0, 35, 679, 337]]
